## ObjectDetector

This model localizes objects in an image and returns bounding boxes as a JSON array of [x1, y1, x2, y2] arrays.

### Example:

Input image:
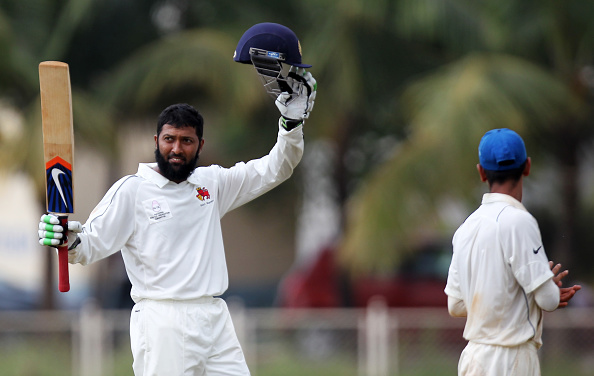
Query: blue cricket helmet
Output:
[[233, 23, 311, 68]]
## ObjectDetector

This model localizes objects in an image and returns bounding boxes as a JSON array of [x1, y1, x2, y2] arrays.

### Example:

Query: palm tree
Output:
[[339, 0, 593, 276]]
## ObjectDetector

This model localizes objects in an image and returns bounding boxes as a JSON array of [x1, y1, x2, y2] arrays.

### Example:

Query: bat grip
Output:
[[57, 215, 70, 292]]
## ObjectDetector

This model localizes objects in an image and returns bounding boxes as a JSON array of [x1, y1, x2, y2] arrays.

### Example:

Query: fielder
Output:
[[445, 128, 581, 376], [38, 23, 316, 376]]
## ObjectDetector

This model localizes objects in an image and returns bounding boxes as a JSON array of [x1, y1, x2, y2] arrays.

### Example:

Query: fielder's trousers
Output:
[[458, 341, 540, 376]]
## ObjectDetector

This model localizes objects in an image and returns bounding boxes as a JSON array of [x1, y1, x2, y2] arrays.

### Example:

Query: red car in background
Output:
[[277, 243, 452, 309]]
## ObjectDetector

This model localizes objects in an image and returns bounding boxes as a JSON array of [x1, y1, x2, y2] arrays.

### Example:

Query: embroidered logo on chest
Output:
[[142, 197, 173, 224], [196, 186, 211, 201]]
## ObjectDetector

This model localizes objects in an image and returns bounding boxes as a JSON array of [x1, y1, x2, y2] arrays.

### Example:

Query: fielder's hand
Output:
[[550, 261, 582, 308], [38, 214, 82, 248], [276, 67, 317, 130]]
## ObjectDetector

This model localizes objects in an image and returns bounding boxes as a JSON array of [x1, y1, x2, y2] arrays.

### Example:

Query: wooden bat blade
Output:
[[39, 61, 74, 293], [39, 61, 74, 214]]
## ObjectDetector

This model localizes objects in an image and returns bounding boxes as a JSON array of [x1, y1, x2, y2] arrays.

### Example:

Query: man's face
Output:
[[154, 124, 204, 183]]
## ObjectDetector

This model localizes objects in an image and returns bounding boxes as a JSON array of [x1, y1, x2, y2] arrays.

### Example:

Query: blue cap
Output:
[[478, 128, 527, 171], [233, 23, 311, 68]]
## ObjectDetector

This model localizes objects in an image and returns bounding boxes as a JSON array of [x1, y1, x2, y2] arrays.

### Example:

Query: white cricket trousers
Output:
[[458, 341, 540, 376], [130, 297, 251, 376]]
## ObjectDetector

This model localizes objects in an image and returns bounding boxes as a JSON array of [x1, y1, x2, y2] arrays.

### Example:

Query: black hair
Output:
[[483, 161, 527, 186], [156, 103, 204, 140]]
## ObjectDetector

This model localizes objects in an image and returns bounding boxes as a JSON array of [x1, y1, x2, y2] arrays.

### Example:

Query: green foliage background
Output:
[[1, 0, 594, 293]]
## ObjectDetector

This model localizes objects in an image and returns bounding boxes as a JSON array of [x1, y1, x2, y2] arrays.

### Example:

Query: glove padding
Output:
[[38, 214, 82, 248], [275, 67, 317, 125]]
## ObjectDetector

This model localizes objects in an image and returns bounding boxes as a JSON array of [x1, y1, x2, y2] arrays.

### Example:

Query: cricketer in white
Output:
[[38, 22, 317, 376], [444, 128, 581, 376], [76, 117, 303, 375], [43, 109, 307, 375], [39, 95, 314, 375], [69, 120, 303, 302]]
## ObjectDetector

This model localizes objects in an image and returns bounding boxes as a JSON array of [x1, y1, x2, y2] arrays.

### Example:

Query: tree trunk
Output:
[[551, 126, 579, 271], [333, 115, 355, 232]]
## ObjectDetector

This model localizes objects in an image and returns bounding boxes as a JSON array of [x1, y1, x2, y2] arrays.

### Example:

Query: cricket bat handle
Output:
[[57, 216, 70, 292]]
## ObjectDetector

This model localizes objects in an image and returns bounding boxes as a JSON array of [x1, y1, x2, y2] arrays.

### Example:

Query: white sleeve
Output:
[[217, 122, 304, 215], [70, 176, 138, 265], [444, 236, 463, 300], [448, 295, 467, 317], [500, 210, 554, 293], [534, 278, 560, 312]]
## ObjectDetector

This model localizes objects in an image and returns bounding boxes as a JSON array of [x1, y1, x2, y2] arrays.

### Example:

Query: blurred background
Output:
[[1, 0, 594, 375]]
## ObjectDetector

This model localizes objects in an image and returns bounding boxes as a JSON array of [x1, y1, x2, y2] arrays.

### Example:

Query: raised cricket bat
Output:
[[39, 61, 74, 293]]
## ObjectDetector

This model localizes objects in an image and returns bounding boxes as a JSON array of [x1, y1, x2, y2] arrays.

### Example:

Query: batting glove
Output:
[[276, 67, 317, 130], [38, 213, 82, 248]]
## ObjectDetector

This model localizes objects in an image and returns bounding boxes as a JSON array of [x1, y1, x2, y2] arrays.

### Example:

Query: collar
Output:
[[137, 163, 172, 188], [481, 193, 527, 212], [187, 169, 202, 185], [137, 163, 200, 187]]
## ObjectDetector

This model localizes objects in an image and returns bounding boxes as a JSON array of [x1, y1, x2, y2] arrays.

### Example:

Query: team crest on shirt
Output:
[[196, 186, 211, 201]]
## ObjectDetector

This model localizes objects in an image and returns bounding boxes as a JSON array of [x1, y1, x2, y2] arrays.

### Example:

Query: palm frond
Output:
[[42, 0, 97, 59], [71, 89, 119, 158], [96, 29, 264, 116], [339, 53, 583, 274]]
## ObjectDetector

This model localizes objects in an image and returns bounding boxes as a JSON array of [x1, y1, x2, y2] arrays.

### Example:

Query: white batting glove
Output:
[[275, 67, 317, 129], [38, 213, 82, 248]]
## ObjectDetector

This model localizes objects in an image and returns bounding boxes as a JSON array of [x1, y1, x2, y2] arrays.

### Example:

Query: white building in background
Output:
[[0, 173, 44, 291], [0, 172, 93, 308]]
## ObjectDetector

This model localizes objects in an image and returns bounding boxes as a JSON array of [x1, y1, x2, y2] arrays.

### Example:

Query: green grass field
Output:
[[0, 337, 589, 376]]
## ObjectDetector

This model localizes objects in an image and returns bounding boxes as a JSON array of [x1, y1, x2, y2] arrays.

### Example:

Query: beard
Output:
[[155, 147, 200, 182]]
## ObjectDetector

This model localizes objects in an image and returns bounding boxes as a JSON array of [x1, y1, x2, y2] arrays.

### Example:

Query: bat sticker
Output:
[[46, 156, 73, 213]]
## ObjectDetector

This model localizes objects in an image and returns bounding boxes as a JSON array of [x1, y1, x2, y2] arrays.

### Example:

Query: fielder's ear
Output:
[[477, 164, 488, 182], [523, 157, 531, 177], [154, 134, 158, 149], [198, 139, 205, 154]]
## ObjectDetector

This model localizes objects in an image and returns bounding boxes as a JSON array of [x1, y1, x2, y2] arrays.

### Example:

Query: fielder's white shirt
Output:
[[72, 124, 304, 302], [444, 193, 554, 347]]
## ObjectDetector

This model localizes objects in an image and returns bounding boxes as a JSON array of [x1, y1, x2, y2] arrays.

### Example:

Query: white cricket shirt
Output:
[[444, 193, 554, 347], [72, 124, 304, 302]]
